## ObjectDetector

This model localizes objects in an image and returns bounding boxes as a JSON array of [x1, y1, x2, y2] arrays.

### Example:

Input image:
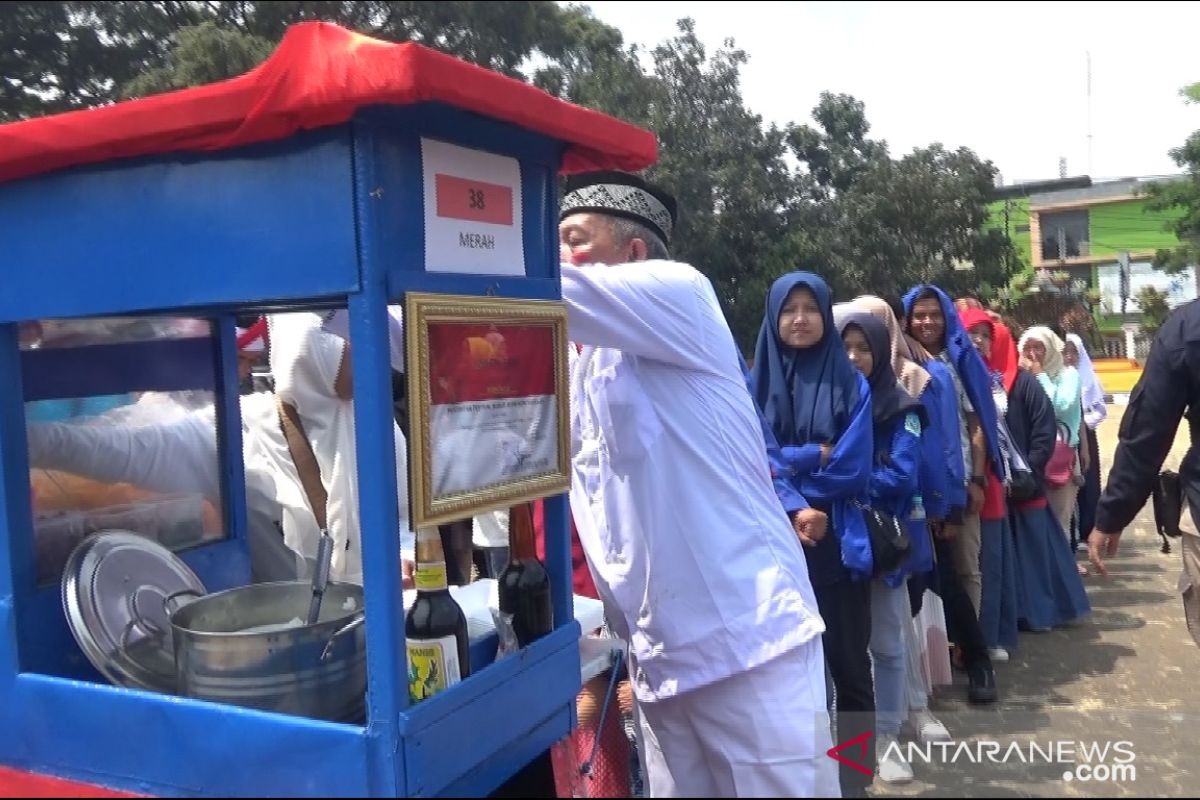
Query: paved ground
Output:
[[874, 405, 1199, 798]]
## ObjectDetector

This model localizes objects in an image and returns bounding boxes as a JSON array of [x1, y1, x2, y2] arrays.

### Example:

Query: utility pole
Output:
[[1119, 250, 1131, 315], [1003, 200, 1013, 278], [1086, 51, 1094, 176]]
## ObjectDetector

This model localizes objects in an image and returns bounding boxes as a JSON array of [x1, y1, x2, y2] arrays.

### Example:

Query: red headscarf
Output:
[[957, 306, 1009, 519], [990, 322, 1019, 394], [958, 307, 1018, 393]]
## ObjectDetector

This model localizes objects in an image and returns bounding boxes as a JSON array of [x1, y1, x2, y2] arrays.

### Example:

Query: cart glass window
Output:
[[22, 316, 227, 585]]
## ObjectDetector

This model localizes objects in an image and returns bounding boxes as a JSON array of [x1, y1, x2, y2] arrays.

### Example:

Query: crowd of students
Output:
[[743, 281, 1097, 792]]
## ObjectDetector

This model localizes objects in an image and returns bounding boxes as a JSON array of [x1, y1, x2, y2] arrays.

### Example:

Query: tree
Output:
[[1148, 82, 1200, 273], [789, 94, 1014, 303], [1135, 286, 1171, 338], [1, 2, 189, 120], [1, 3, 80, 120], [640, 22, 811, 348], [531, 5, 656, 128], [120, 21, 275, 99], [542, 18, 809, 349], [787, 93, 888, 201]]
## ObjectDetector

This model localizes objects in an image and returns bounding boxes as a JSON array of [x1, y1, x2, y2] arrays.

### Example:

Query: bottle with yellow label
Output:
[[405, 526, 470, 704]]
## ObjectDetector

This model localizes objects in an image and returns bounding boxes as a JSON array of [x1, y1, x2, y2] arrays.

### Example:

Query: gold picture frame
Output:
[[405, 292, 570, 529]]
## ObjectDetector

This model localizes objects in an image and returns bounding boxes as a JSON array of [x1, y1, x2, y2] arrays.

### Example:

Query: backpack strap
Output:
[[276, 397, 328, 531]]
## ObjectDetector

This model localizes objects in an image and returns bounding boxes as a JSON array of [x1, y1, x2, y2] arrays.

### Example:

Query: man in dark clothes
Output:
[[1093, 299, 1200, 646]]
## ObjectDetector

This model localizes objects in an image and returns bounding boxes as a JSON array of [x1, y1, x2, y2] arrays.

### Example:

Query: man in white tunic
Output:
[[558, 171, 839, 797]]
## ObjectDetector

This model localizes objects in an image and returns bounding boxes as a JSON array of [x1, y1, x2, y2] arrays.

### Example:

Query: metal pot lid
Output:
[[62, 531, 207, 694]]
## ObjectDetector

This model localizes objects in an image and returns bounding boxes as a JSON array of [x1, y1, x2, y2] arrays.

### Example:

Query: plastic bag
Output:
[[491, 608, 520, 660]]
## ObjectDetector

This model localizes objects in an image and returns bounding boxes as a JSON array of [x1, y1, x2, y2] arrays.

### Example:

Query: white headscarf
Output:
[[1067, 333, 1107, 428], [1018, 326, 1066, 379]]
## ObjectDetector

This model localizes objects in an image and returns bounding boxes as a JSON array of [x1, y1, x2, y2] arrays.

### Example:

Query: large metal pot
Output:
[[169, 581, 366, 723]]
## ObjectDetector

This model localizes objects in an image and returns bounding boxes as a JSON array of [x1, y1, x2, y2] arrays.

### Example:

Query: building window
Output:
[[1040, 209, 1089, 260]]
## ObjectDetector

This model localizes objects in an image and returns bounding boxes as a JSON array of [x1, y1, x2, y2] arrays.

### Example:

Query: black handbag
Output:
[[1008, 469, 1038, 502], [1152, 470, 1183, 554], [999, 416, 1038, 502], [861, 502, 912, 577]]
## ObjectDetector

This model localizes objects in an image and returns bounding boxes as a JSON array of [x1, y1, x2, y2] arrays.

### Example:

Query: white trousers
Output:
[[634, 638, 841, 797]]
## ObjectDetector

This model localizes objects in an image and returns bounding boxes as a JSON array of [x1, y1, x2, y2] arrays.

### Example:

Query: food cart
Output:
[[0, 21, 654, 797]]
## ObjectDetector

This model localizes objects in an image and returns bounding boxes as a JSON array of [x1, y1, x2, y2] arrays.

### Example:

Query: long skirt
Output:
[[979, 517, 1020, 652], [1011, 503, 1091, 630]]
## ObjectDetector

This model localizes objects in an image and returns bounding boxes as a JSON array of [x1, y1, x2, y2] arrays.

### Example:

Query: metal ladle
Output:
[[306, 530, 335, 626]]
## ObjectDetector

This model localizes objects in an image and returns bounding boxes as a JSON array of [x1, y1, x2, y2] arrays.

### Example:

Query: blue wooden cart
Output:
[[0, 22, 654, 797]]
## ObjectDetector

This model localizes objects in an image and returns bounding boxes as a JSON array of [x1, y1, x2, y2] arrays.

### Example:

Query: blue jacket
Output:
[[915, 382, 949, 521], [902, 285, 1003, 510], [781, 372, 874, 584], [738, 354, 809, 516], [743, 356, 873, 584], [869, 409, 934, 586], [922, 359, 968, 515]]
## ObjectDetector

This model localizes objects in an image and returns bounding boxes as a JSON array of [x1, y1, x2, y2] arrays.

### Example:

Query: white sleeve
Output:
[[269, 312, 346, 404], [394, 423, 416, 562], [560, 260, 727, 372], [1084, 400, 1107, 429], [27, 414, 222, 506], [319, 306, 406, 374], [472, 509, 510, 548]]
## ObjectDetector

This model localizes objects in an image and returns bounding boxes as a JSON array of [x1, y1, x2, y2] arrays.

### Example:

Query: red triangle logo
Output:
[[826, 730, 874, 777]]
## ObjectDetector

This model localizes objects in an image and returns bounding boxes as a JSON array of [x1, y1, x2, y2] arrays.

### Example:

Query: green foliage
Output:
[[120, 21, 275, 98], [1135, 286, 1171, 337], [1147, 82, 1200, 273]]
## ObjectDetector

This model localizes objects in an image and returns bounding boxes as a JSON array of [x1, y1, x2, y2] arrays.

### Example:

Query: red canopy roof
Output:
[[0, 21, 657, 185]]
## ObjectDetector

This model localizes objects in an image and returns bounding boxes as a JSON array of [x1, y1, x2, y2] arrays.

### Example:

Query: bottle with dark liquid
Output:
[[405, 526, 470, 704], [498, 502, 553, 647]]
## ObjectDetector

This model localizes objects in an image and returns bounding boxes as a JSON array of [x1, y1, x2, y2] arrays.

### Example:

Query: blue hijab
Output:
[[751, 272, 861, 446], [901, 284, 1004, 480], [835, 310, 921, 427]]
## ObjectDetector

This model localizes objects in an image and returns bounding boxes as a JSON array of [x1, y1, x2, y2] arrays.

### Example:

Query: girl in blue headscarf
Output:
[[750, 272, 875, 797]]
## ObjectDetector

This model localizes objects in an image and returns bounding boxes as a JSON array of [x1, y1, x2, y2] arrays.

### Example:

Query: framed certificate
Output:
[[405, 292, 570, 528]]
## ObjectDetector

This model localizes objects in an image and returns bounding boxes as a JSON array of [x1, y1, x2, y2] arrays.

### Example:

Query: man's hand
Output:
[[1089, 530, 1121, 576], [967, 483, 985, 515], [819, 444, 833, 468], [402, 559, 415, 590], [791, 508, 828, 548]]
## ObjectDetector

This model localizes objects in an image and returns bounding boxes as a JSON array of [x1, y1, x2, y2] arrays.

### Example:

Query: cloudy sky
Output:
[[581, 1, 1200, 185]]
